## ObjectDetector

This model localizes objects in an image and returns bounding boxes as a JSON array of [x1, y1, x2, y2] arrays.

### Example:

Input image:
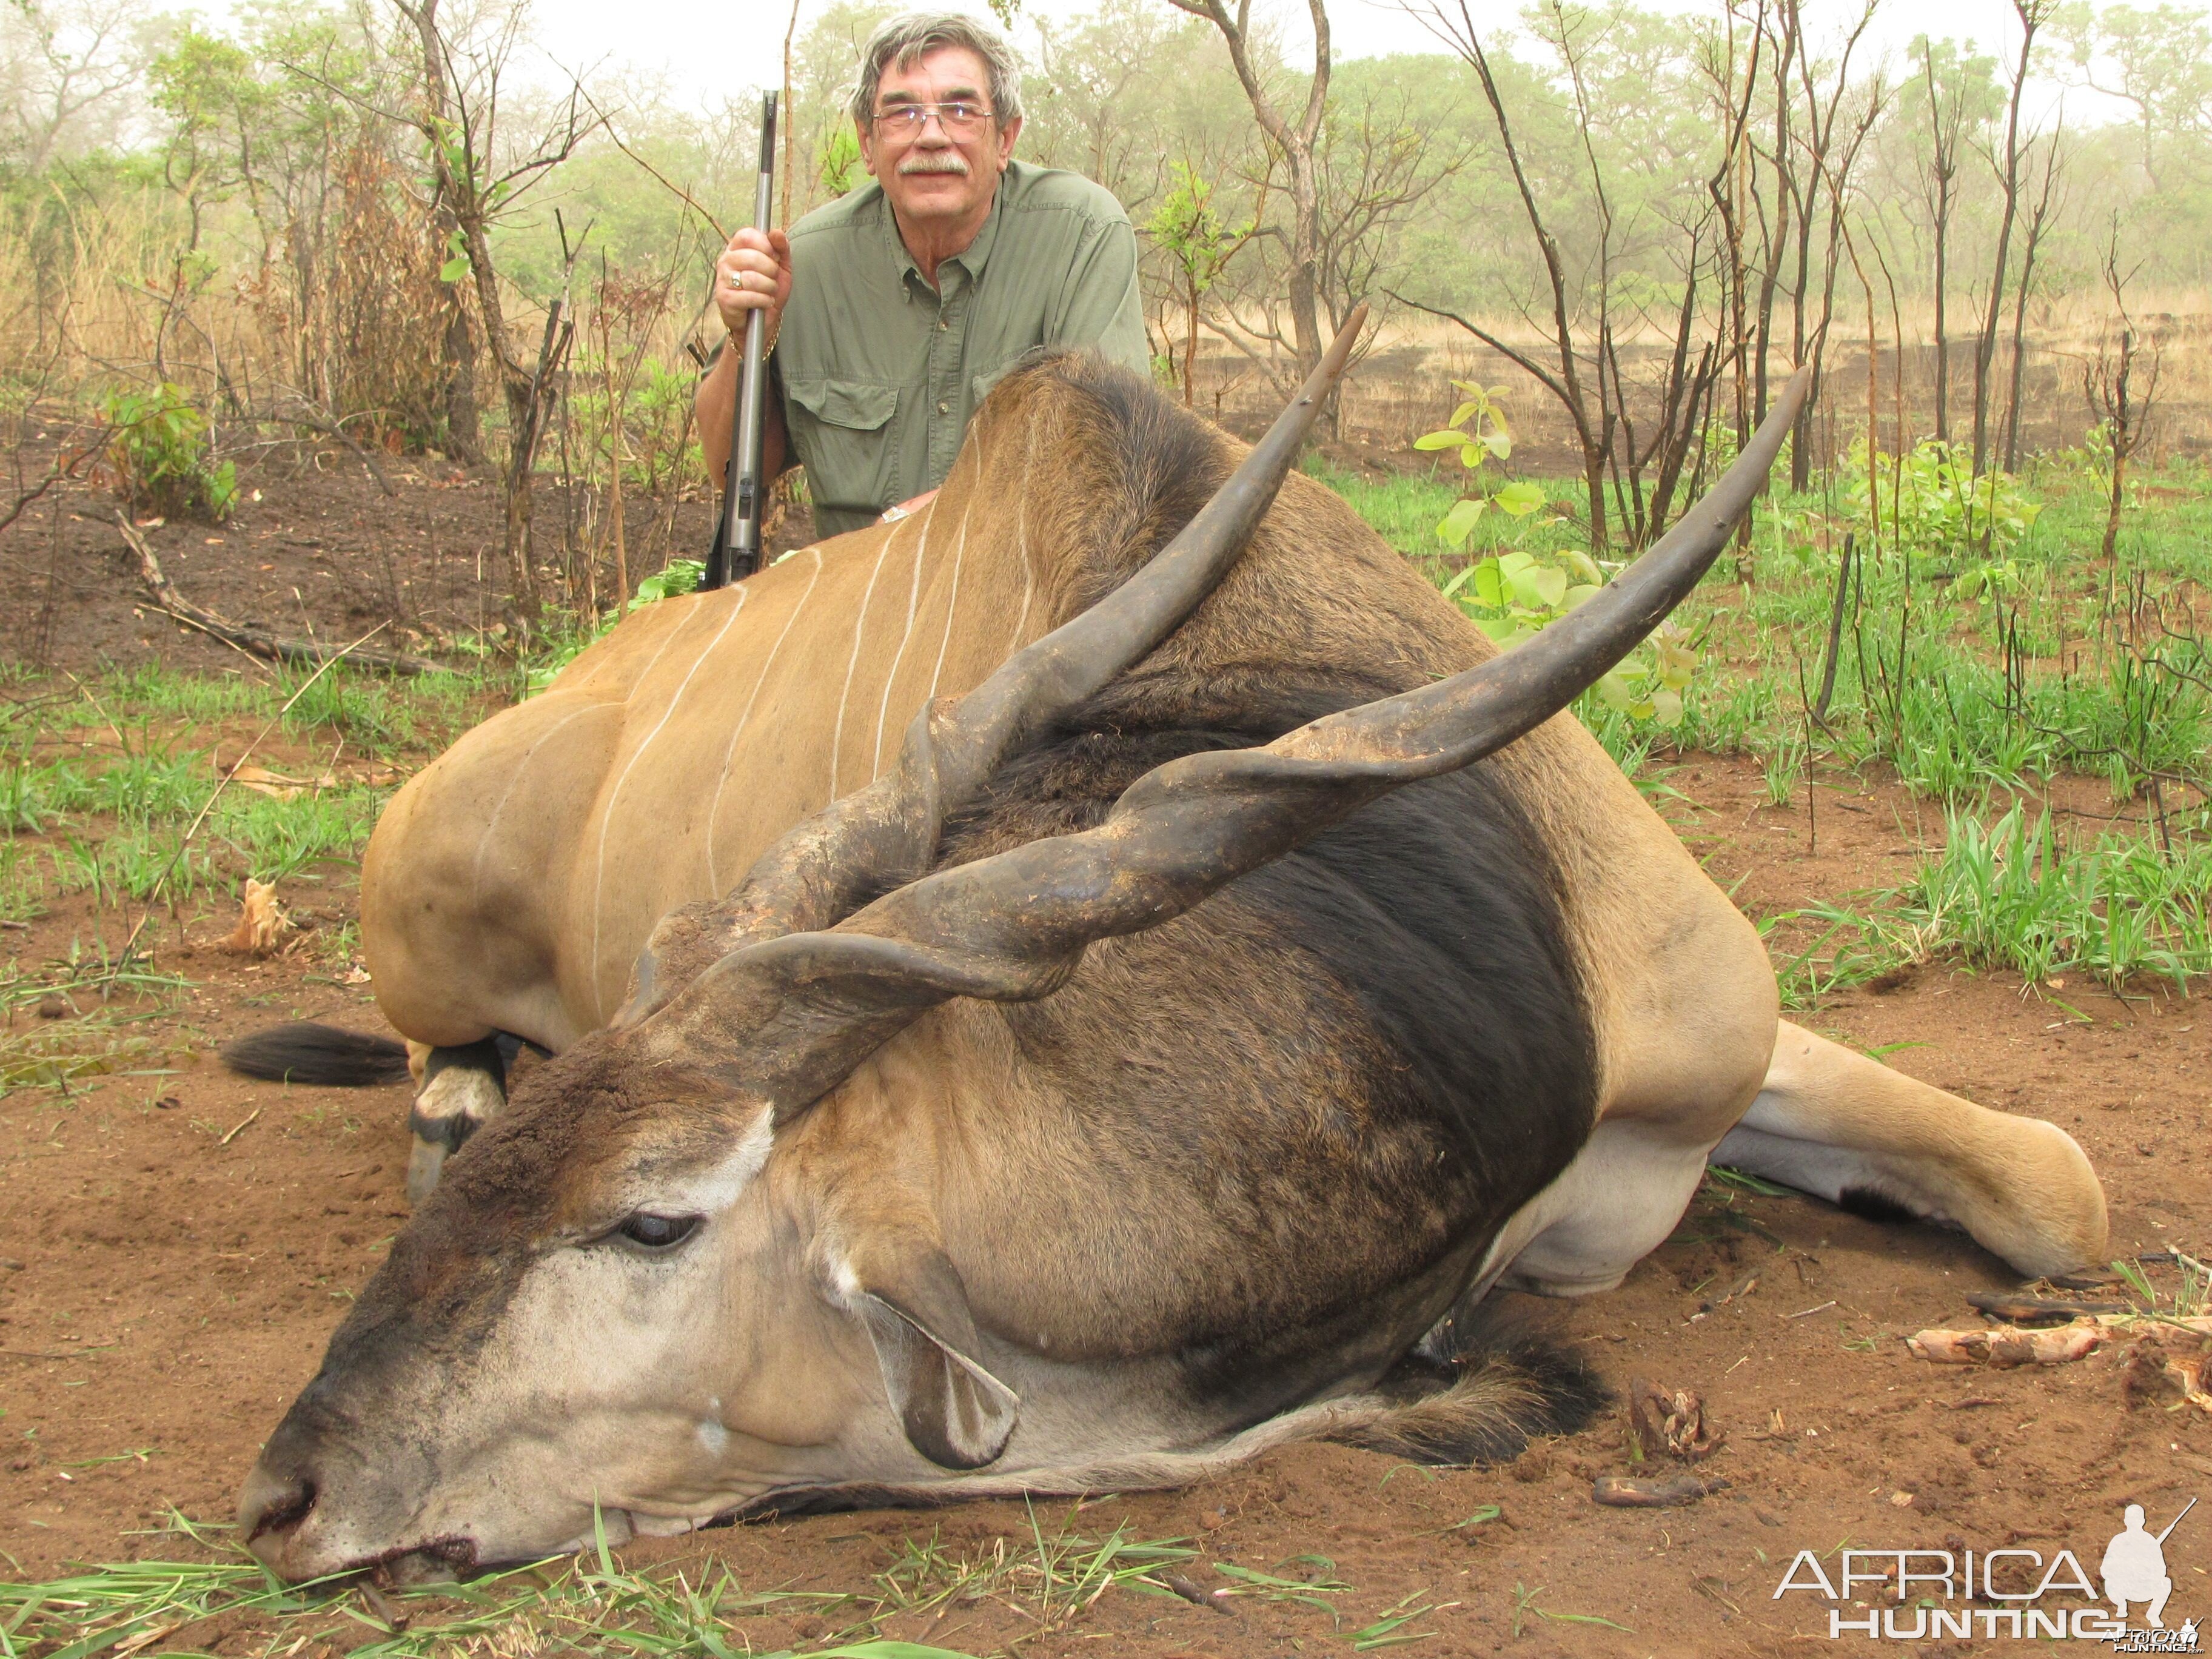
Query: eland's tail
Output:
[[219, 1022, 411, 1087]]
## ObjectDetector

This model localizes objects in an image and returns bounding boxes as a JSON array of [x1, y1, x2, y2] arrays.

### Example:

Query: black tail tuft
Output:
[[1325, 1304, 1610, 1467], [220, 1022, 412, 1087]]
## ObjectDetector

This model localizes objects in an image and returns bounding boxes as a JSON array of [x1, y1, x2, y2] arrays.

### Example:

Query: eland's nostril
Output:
[[238, 1464, 318, 1543]]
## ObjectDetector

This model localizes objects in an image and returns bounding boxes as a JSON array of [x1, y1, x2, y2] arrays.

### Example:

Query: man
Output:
[[699, 11, 1151, 540], [2101, 1503, 2177, 1629]]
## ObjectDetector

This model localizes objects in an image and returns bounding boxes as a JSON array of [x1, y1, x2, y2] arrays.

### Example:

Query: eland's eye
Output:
[[614, 1212, 702, 1251]]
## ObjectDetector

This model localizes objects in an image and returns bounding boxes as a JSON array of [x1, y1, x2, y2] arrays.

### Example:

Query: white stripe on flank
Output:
[[587, 586, 748, 1021], [870, 497, 934, 778], [705, 547, 823, 895], [828, 528, 896, 802], [1007, 429, 1036, 654], [470, 702, 606, 903], [926, 504, 969, 701]]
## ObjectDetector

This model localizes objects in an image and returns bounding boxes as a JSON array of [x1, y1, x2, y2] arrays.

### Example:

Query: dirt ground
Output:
[[1, 449, 2208, 1656], [0, 434, 815, 675]]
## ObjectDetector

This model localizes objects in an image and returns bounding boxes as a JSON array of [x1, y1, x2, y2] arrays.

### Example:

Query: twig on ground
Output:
[[117, 512, 448, 676], [1592, 1474, 1729, 1508]]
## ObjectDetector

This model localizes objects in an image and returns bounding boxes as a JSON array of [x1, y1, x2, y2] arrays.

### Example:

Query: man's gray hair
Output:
[[848, 12, 1024, 127]]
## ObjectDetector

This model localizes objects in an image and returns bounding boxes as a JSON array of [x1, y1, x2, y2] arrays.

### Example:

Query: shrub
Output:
[[104, 384, 238, 521], [1843, 438, 2040, 565]]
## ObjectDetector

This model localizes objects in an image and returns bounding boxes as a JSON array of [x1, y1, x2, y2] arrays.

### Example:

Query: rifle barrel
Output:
[[706, 91, 779, 590], [2155, 1495, 2197, 1546]]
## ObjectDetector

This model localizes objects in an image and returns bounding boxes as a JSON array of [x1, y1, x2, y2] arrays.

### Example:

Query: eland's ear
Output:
[[843, 1240, 1019, 1470]]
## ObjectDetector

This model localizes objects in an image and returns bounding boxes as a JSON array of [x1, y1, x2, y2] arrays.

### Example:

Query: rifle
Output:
[[2156, 1496, 2197, 1546], [704, 90, 779, 591]]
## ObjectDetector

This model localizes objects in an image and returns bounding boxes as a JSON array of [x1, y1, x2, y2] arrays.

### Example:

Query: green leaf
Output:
[[1597, 669, 1640, 713], [1563, 582, 1601, 610], [1435, 497, 1487, 548], [1538, 1611, 1637, 1633], [439, 254, 471, 283], [1438, 563, 1480, 601], [632, 558, 706, 605], [1558, 549, 1604, 585], [1655, 635, 1698, 689], [1493, 479, 1546, 517], [1447, 400, 1481, 427], [813, 1644, 991, 1658], [1350, 1603, 1437, 1649], [1470, 557, 1506, 608], [1411, 429, 1466, 452], [1506, 561, 1567, 612], [1649, 686, 1684, 727], [1474, 614, 1522, 644], [1212, 1562, 1338, 1590], [1478, 429, 1512, 460]]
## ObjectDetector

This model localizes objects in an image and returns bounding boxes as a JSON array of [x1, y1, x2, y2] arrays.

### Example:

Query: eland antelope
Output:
[[224, 329, 2106, 1583]]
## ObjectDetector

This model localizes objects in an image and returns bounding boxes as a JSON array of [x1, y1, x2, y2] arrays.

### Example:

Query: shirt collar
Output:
[[880, 163, 1014, 295]]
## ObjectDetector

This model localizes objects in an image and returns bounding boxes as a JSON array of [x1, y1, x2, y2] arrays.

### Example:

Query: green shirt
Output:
[[773, 159, 1151, 538]]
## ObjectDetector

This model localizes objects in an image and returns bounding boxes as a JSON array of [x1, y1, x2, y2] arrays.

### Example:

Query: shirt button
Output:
[[937, 400, 950, 414], [938, 318, 950, 330]]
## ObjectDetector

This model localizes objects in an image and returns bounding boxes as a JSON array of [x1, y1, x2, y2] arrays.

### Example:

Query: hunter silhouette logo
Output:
[[2104, 1500, 2194, 1631]]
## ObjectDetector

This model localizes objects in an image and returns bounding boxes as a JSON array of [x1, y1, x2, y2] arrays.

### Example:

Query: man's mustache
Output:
[[897, 152, 971, 176]]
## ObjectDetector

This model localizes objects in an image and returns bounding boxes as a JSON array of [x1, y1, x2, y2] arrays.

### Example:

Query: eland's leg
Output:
[[1708, 1021, 2108, 1278], [404, 1037, 508, 1204]]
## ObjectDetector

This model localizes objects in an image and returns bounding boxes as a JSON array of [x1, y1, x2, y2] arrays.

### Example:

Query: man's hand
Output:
[[697, 226, 793, 489], [715, 227, 792, 342]]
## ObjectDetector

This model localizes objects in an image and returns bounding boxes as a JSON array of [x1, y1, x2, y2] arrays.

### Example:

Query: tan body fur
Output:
[[364, 369, 2102, 1299]]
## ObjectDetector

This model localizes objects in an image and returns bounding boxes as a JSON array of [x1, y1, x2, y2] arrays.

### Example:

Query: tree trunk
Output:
[[1972, 5, 2040, 478], [1183, 273, 1199, 408], [1753, 2, 1798, 435], [2102, 443, 2127, 564], [2001, 234, 2038, 473], [441, 280, 480, 462], [2001, 139, 2061, 473], [1169, 0, 1330, 421], [1920, 49, 1959, 445]]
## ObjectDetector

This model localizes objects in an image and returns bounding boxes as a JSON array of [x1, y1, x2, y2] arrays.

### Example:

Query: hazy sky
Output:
[[507, 0, 2135, 113]]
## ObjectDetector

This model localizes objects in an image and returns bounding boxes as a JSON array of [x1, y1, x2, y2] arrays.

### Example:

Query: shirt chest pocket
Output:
[[784, 378, 900, 516]]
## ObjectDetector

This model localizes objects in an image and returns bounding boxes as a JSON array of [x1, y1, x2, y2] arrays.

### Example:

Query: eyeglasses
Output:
[[871, 101, 994, 137]]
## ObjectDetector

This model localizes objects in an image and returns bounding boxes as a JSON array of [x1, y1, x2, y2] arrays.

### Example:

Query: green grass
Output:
[[0, 1000, 189, 1094], [1324, 444, 2212, 1008], [1324, 451, 2212, 806], [2113, 1250, 2212, 1321], [0, 659, 440, 1097], [1762, 806, 2212, 1007], [0, 675, 423, 919], [10, 660, 494, 760], [0, 839, 46, 923], [0, 1506, 1444, 1659], [1305, 457, 1583, 572], [0, 942, 196, 1098], [1, 748, 389, 907]]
